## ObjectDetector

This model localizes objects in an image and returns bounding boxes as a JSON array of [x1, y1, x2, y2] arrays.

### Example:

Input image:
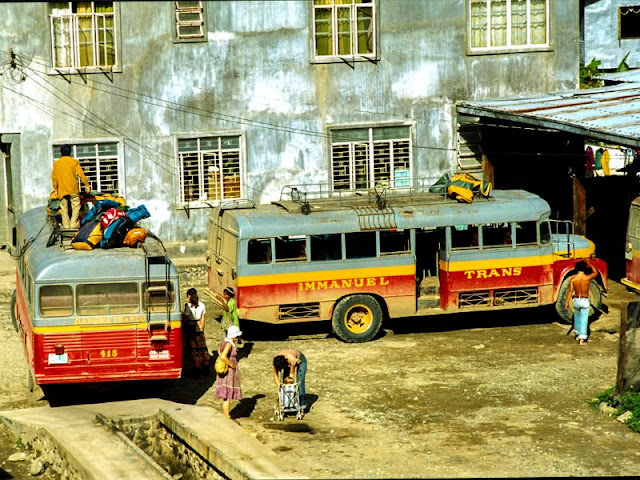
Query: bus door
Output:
[[209, 219, 239, 296], [415, 228, 443, 309], [624, 201, 640, 290]]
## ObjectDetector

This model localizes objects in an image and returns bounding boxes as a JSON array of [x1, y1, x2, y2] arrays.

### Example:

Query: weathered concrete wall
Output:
[[0, 1, 580, 246], [584, 0, 640, 69]]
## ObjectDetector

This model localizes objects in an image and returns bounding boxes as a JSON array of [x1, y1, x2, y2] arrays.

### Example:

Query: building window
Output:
[[178, 136, 242, 207], [620, 6, 640, 39], [174, 1, 207, 42], [469, 0, 548, 52], [52, 142, 121, 194], [330, 125, 411, 192], [49, 1, 118, 71], [313, 0, 376, 60]]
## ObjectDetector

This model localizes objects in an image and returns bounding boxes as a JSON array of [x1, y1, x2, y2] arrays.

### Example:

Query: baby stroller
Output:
[[275, 377, 304, 421]]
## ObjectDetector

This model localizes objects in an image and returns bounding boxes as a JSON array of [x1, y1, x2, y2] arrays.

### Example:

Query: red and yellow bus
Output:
[[11, 207, 182, 390], [206, 187, 608, 342], [623, 195, 640, 292]]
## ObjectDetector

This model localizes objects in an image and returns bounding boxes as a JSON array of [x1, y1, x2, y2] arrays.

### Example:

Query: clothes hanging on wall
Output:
[[585, 146, 595, 178], [602, 149, 611, 176], [594, 147, 605, 170]]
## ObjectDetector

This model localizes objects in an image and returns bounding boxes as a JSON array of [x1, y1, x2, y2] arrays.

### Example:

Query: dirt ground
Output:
[[2, 251, 640, 478]]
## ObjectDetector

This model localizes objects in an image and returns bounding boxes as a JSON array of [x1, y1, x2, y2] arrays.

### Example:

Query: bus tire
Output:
[[554, 278, 605, 324], [332, 295, 383, 343], [10, 290, 18, 333]]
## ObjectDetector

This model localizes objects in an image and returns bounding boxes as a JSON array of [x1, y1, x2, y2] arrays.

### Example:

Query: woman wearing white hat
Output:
[[215, 325, 243, 418]]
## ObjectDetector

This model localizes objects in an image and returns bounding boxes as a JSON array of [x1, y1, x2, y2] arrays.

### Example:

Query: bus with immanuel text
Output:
[[11, 206, 182, 390], [206, 185, 608, 343]]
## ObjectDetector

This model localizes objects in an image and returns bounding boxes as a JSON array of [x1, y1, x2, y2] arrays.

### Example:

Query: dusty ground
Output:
[[2, 249, 640, 478]]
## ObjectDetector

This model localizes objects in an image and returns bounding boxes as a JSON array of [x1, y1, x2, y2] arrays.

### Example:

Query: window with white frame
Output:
[[330, 126, 411, 192], [178, 136, 242, 206], [52, 142, 121, 193], [174, 1, 207, 42], [49, 1, 118, 70], [620, 6, 640, 39], [469, 0, 548, 52], [313, 0, 376, 60]]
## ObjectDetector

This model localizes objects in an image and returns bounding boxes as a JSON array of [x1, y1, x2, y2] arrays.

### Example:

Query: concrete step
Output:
[[0, 399, 294, 480], [418, 294, 440, 309], [0, 402, 172, 480]]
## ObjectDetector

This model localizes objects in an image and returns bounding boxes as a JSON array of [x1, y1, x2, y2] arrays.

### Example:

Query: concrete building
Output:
[[0, 0, 578, 254], [582, 0, 640, 70]]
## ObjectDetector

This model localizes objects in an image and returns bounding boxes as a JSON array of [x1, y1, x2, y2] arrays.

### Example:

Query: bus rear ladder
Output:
[[143, 242, 171, 342]]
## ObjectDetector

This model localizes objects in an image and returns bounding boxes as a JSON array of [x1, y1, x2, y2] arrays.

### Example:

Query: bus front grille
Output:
[[278, 303, 320, 320]]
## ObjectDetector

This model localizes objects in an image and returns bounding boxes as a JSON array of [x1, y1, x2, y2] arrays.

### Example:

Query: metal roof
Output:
[[456, 82, 640, 148], [599, 69, 640, 83]]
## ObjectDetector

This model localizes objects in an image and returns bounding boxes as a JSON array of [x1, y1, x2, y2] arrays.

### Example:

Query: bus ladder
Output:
[[142, 241, 171, 342]]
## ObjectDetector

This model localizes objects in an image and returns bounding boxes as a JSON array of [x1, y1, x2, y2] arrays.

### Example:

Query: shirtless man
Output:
[[564, 258, 599, 345]]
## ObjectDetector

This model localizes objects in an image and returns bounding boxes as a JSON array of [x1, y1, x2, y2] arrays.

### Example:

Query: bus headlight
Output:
[[54, 344, 65, 355]]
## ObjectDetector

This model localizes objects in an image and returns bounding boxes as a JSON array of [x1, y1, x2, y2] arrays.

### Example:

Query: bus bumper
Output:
[[621, 277, 640, 293]]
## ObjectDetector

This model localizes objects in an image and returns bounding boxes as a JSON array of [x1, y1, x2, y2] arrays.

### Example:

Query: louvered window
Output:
[[175, 1, 206, 41]]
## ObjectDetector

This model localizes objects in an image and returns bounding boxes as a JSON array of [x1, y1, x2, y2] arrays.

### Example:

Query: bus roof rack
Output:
[[278, 177, 451, 214]]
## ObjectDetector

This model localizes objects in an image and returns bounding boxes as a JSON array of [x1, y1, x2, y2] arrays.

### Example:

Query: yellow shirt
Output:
[[51, 156, 91, 198]]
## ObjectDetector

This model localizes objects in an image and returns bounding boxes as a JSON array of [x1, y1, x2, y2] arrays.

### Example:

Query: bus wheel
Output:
[[10, 290, 18, 333], [555, 278, 605, 324], [332, 295, 383, 343]]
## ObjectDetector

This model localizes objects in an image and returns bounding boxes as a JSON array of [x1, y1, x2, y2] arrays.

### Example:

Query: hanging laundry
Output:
[[595, 147, 605, 170], [585, 146, 595, 178], [602, 149, 611, 176]]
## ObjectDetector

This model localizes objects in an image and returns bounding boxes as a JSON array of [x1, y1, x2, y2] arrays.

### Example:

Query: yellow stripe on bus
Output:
[[33, 320, 182, 334], [237, 264, 416, 287], [440, 249, 592, 272]]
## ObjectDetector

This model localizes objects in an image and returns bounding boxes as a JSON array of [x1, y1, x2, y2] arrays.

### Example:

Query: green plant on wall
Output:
[[580, 58, 603, 88], [580, 52, 631, 89]]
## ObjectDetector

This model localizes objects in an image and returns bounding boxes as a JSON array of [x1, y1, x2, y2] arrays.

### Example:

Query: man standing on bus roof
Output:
[[564, 258, 599, 345], [52, 144, 91, 230]]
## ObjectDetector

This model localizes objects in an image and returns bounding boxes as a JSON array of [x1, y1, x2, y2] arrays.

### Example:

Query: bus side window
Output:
[[451, 225, 479, 249], [515, 221, 538, 245], [311, 234, 342, 261], [482, 223, 512, 248], [539, 221, 551, 244], [380, 229, 411, 255], [248, 238, 272, 264], [275, 236, 307, 262], [346, 231, 376, 259], [39, 284, 73, 317]]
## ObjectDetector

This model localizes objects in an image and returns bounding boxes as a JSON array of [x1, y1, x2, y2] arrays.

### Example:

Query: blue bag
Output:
[[126, 205, 150, 223]]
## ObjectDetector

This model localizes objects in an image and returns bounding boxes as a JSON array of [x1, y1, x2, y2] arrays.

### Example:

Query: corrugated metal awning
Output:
[[457, 82, 640, 148]]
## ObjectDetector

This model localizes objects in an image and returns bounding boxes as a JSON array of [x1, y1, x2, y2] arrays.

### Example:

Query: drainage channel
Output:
[[0, 399, 293, 480]]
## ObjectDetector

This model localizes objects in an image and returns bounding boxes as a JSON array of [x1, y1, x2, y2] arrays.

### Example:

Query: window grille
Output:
[[50, 2, 117, 70], [175, 1, 206, 40], [178, 136, 243, 207], [52, 142, 121, 194], [313, 0, 376, 59], [469, 0, 548, 52], [330, 126, 411, 192]]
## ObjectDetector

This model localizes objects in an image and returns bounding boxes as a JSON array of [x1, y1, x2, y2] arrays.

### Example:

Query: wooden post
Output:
[[481, 153, 494, 187], [573, 176, 586, 236]]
